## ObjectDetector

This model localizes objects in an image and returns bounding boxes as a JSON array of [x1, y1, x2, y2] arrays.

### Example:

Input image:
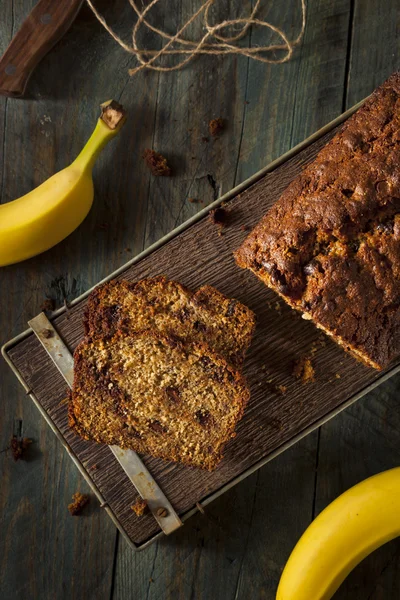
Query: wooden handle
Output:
[[0, 0, 84, 98]]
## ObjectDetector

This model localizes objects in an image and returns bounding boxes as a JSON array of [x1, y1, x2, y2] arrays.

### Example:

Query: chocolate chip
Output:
[[349, 239, 360, 252], [342, 189, 354, 198], [165, 386, 181, 403], [375, 180, 391, 195], [303, 260, 321, 276], [376, 221, 394, 234], [195, 410, 212, 426], [193, 320, 207, 332], [149, 420, 167, 434], [261, 260, 275, 273], [225, 300, 237, 317]]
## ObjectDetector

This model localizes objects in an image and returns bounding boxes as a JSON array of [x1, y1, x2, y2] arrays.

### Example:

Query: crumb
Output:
[[143, 149, 172, 176], [202, 136, 209, 143], [188, 197, 199, 204], [218, 230, 224, 237], [209, 118, 224, 137], [10, 436, 32, 461], [91, 464, 98, 470], [42, 328, 54, 339], [240, 225, 250, 231], [131, 497, 148, 517], [41, 298, 55, 312], [293, 357, 315, 384], [125, 247, 132, 252], [278, 385, 287, 395], [335, 373, 341, 379], [68, 492, 90, 516], [149, 578, 154, 583], [209, 207, 228, 227], [245, 100, 250, 105]]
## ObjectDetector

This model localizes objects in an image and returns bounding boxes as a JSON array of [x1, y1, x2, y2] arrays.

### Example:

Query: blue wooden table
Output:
[[1, 1, 400, 598]]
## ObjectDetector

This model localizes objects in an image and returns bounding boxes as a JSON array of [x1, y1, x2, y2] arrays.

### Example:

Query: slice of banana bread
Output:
[[69, 330, 250, 470], [235, 72, 400, 370], [84, 276, 255, 367]]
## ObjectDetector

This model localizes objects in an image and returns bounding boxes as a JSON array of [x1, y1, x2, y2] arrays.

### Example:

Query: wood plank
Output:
[[312, 1, 400, 598], [7, 117, 391, 548]]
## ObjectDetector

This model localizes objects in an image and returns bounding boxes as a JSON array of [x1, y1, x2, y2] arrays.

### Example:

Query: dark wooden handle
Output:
[[0, 0, 84, 98]]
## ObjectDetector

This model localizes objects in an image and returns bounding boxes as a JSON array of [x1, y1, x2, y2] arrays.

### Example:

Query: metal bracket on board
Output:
[[28, 312, 183, 536]]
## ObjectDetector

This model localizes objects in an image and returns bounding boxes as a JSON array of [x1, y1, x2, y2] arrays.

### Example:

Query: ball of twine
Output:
[[86, 0, 306, 76]]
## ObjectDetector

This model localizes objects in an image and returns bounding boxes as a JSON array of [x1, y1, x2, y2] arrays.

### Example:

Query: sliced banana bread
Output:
[[69, 330, 249, 470], [235, 72, 400, 370], [84, 276, 256, 367]]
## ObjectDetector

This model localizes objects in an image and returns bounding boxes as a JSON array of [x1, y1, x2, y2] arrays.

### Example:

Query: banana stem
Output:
[[73, 100, 126, 173]]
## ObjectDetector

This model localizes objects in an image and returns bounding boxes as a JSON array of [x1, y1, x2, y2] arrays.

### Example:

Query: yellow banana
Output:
[[0, 100, 126, 267], [277, 467, 400, 600]]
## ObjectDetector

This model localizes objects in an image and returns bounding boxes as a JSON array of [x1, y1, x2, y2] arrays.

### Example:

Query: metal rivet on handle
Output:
[[156, 507, 168, 518]]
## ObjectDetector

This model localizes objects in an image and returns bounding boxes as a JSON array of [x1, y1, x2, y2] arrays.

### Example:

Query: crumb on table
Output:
[[209, 207, 228, 227], [68, 492, 90, 516], [143, 149, 172, 176], [293, 357, 315, 384], [41, 298, 55, 312], [131, 497, 148, 517], [10, 436, 32, 461], [209, 118, 224, 137]]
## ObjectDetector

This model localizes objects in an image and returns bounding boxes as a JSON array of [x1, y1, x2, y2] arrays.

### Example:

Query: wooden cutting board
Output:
[[4, 102, 399, 550]]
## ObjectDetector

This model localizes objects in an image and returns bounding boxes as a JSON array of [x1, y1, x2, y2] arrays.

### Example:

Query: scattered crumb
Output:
[[240, 224, 250, 231], [68, 492, 90, 516], [209, 118, 224, 137], [125, 247, 132, 253], [188, 197, 199, 204], [143, 149, 172, 176], [218, 230, 224, 237], [202, 136, 209, 143], [131, 497, 148, 517], [149, 578, 154, 583], [91, 464, 98, 470], [245, 100, 250, 105], [209, 207, 228, 227], [335, 373, 341, 379], [41, 298, 55, 312], [293, 357, 315, 384], [10, 436, 32, 461], [278, 385, 287, 395]]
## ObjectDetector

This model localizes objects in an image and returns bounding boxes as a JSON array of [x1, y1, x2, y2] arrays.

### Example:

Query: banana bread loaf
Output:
[[235, 72, 400, 370], [69, 330, 250, 470], [84, 276, 255, 367]]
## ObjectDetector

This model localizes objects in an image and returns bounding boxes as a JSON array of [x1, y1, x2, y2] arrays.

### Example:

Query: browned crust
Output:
[[235, 72, 400, 370], [69, 329, 250, 471]]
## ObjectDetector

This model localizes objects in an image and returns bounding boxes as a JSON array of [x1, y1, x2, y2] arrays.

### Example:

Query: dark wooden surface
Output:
[[1, 0, 400, 598]]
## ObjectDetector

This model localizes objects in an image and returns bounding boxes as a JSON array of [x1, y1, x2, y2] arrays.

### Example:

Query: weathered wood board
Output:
[[4, 112, 398, 549]]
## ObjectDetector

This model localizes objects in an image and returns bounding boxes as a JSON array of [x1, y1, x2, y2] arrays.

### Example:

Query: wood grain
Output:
[[6, 120, 393, 548]]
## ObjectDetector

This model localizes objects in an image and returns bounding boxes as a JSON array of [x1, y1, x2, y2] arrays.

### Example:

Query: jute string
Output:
[[86, 0, 307, 76]]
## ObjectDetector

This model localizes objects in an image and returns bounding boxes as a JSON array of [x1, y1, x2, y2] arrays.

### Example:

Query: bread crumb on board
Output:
[[209, 118, 224, 137], [131, 497, 148, 517], [68, 492, 90, 516], [293, 357, 315, 384], [10, 436, 32, 461], [209, 207, 229, 227], [143, 149, 172, 176]]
